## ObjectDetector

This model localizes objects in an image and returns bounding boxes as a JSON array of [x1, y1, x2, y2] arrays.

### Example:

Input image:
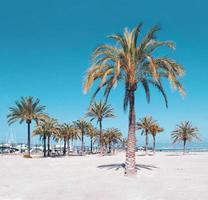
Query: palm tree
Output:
[[87, 123, 98, 154], [46, 118, 58, 156], [58, 123, 78, 155], [73, 119, 90, 154], [171, 121, 200, 154], [149, 123, 164, 153], [86, 101, 115, 154], [33, 120, 48, 157], [137, 116, 156, 155], [7, 96, 47, 157], [58, 124, 68, 156], [104, 128, 123, 153], [68, 125, 80, 154], [33, 117, 58, 157], [66, 125, 79, 155], [83, 24, 185, 176], [121, 138, 128, 150]]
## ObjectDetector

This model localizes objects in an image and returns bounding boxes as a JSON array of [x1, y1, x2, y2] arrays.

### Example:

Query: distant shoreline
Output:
[[156, 147, 208, 152]]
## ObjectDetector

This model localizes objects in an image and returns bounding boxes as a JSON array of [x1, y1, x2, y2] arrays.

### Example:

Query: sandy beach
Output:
[[1, 151, 208, 200]]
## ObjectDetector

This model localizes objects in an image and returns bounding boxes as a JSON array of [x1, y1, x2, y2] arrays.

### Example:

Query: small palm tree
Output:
[[84, 24, 185, 176], [58, 123, 78, 155], [87, 123, 98, 154], [149, 123, 164, 153], [171, 121, 200, 154], [58, 124, 69, 156], [137, 116, 156, 155], [33, 120, 48, 157], [104, 128, 123, 153], [46, 118, 58, 156], [68, 125, 80, 153], [7, 96, 47, 157], [33, 118, 58, 157], [86, 101, 115, 154], [73, 119, 90, 154]]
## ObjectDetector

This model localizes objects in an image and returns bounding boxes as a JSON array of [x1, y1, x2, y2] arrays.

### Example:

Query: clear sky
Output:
[[0, 0, 207, 147]]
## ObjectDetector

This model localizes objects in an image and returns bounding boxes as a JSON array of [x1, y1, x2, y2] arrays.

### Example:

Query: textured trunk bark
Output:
[[43, 134, 46, 157], [47, 136, 50, 157], [125, 88, 137, 176], [99, 119, 103, 155], [145, 130, 148, 156], [27, 121, 31, 157]]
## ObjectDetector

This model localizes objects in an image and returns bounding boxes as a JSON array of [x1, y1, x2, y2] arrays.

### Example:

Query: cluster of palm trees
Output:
[[137, 116, 164, 155], [7, 97, 123, 158], [33, 117, 58, 157], [136, 116, 200, 155], [7, 97, 200, 175], [6, 23, 201, 177]]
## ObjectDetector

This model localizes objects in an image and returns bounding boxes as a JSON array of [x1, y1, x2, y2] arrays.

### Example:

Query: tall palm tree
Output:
[[86, 101, 115, 154], [171, 121, 200, 154], [83, 24, 185, 176], [137, 116, 156, 155], [7, 96, 47, 157], [33, 117, 58, 157], [73, 119, 90, 154], [149, 123, 164, 153], [104, 128, 123, 153], [87, 123, 98, 154]]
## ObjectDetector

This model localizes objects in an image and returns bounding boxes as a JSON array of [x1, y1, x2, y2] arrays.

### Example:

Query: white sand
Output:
[[0, 151, 208, 200]]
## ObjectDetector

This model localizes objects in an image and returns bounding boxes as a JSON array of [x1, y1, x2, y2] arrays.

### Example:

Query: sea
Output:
[[155, 142, 208, 152]]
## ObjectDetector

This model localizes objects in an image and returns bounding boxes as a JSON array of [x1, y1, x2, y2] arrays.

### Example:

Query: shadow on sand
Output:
[[97, 163, 157, 171], [137, 154, 154, 157], [166, 154, 180, 157]]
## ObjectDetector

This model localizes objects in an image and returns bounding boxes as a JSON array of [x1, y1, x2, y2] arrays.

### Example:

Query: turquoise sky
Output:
[[0, 0, 207, 147]]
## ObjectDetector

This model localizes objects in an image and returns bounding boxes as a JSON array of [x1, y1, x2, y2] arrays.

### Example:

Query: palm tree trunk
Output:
[[109, 141, 112, 153], [43, 134, 46, 157], [47, 135, 50, 157], [35, 144, 38, 153], [90, 136, 93, 154], [125, 88, 137, 176], [20, 143, 22, 153], [99, 119, 103, 155], [67, 139, 70, 156], [59, 139, 62, 154], [71, 139, 74, 153], [183, 139, 186, 154], [153, 135, 156, 154], [27, 121, 31, 157], [81, 131, 84, 154], [145, 130, 148, 156], [63, 139, 66, 155]]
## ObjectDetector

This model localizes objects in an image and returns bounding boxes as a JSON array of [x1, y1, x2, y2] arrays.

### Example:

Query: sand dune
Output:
[[1, 152, 208, 200]]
